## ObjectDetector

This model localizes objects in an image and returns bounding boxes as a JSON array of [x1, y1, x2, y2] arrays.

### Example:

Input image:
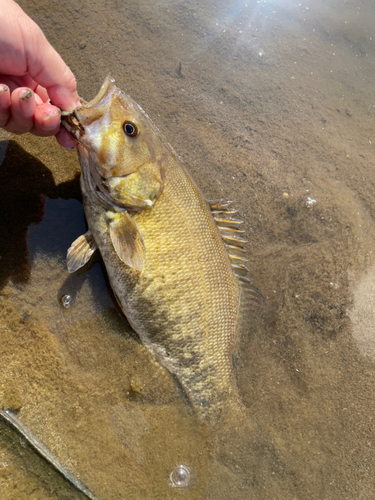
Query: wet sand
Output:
[[1, 0, 375, 498]]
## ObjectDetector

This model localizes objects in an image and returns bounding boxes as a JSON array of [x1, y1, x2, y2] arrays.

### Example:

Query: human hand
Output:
[[0, 0, 79, 148]]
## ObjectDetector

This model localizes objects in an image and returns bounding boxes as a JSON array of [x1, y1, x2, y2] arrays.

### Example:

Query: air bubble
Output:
[[169, 463, 195, 489], [60, 294, 73, 309]]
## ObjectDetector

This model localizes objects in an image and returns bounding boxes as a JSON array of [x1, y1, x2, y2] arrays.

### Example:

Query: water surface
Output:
[[1, 0, 375, 498]]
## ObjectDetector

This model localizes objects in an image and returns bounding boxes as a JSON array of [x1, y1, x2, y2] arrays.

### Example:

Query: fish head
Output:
[[62, 76, 165, 209]]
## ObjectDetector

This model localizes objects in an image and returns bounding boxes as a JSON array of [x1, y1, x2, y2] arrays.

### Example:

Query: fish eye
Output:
[[123, 121, 139, 137]]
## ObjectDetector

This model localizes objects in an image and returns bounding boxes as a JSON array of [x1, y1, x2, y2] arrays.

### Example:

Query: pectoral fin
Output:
[[108, 212, 146, 272], [67, 231, 98, 273]]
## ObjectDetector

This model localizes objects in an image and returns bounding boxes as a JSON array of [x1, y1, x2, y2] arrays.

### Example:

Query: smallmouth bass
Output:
[[61, 77, 262, 423]]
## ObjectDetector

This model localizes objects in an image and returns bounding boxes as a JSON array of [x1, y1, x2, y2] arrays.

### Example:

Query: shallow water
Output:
[[1, 0, 375, 498]]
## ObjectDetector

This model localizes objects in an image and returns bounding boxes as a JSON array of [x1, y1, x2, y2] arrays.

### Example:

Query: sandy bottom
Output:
[[1, 0, 375, 498]]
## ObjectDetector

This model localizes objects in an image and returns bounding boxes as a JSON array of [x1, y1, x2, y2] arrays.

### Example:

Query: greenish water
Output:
[[1, 0, 375, 498]]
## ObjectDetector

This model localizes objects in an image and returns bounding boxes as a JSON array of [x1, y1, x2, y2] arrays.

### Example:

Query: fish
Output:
[[61, 76, 262, 423], [61, 77, 281, 486]]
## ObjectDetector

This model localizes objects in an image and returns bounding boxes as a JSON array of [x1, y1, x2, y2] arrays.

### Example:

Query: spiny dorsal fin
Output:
[[211, 208, 238, 215], [67, 231, 98, 273], [209, 198, 265, 309], [208, 199, 233, 209], [221, 234, 248, 246], [108, 211, 146, 272], [229, 254, 249, 264], [231, 263, 250, 276], [218, 227, 246, 235], [213, 217, 244, 227], [208, 198, 248, 255], [226, 244, 247, 254]]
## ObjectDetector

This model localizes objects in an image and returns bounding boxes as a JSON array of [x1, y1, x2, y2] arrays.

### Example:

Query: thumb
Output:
[[15, 2, 79, 110]]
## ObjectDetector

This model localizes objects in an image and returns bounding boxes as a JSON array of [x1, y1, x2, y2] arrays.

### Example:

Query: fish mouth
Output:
[[82, 76, 116, 108], [61, 76, 118, 142], [61, 109, 85, 141]]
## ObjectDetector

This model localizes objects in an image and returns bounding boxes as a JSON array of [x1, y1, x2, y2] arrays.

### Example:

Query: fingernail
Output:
[[20, 89, 33, 101], [0, 84, 8, 93], [43, 111, 60, 122]]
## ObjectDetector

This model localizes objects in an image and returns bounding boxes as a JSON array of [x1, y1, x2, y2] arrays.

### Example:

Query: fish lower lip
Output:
[[61, 111, 84, 141]]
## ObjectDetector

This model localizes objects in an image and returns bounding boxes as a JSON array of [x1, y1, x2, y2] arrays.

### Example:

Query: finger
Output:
[[35, 84, 49, 103], [0, 76, 62, 113], [0, 84, 11, 127], [46, 80, 80, 112], [0, 75, 37, 94], [0, 76, 47, 106], [23, 24, 79, 110], [0, 1, 79, 111], [33, 92, 44, 107], [4, 87, 36, 134], [32, 103, 60, 136], [55, 126, 77, 149]]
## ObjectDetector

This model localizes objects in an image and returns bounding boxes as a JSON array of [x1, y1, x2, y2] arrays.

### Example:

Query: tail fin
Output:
[[209, 404, 285, 493]]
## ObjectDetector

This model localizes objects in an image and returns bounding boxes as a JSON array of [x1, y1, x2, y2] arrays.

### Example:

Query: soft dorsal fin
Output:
[[237, 276, 265, 307], [67, 231, 98, 273], [108, 211, 146, 272], [208, 198, 265, 308], [236, 275, 265, 349]]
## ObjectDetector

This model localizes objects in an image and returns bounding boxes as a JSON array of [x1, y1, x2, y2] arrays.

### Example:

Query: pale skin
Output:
[[0, 0, 78, 148]]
